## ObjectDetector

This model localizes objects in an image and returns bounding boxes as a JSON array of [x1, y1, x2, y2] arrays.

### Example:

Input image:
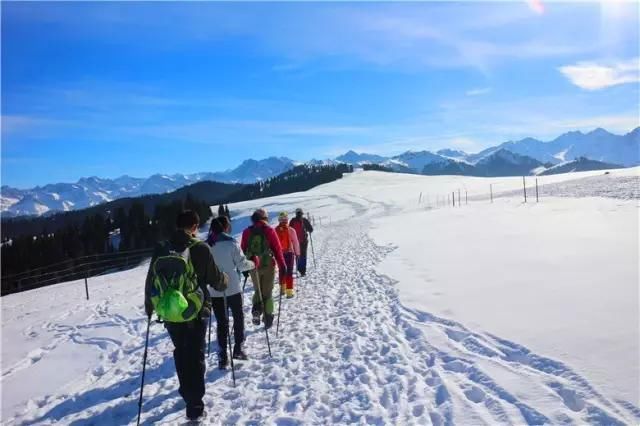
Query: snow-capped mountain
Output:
[[1, 157, 296, 218], [538, 157, 624, 176], [436, 149, 469, 161], [334, 150, 388, 165], [469, 127, 639, 166], [388, 150, 447, 171], [422, 149, 543, 177], [335, 127, 639, 175]]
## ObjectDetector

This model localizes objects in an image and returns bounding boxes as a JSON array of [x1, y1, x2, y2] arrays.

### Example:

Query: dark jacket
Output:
[[289, 216, 313, 244], [145, 230, 228, 316]]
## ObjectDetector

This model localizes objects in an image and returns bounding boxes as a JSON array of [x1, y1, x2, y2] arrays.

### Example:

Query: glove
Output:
[[200, 302, 212, 319], [242, 271, 250, 279], [212, 272, 229, 292], [145, 301, 153, 319], [252, 256, 261, 269]]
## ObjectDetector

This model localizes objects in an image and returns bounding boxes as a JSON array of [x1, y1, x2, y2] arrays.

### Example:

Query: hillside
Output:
[[2, 167, 638, 425]]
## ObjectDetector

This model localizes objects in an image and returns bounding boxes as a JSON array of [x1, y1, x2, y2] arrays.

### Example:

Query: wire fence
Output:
[[1, 248, 154, 297], [415, 172, 638, 210]]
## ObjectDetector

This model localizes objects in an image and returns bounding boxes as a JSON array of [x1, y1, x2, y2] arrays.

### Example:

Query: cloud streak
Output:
[[559, 57, 640, 90], [466, 87, 492, 96]]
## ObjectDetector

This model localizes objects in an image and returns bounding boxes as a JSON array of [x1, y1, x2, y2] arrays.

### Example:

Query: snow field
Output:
[[2, 168, 639, 425]]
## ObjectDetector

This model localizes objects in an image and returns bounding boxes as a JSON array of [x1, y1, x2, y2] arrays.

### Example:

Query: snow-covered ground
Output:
[[2, 168, 638, 425]]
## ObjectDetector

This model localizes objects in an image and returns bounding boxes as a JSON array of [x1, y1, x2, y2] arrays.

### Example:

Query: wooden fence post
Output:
[[523, 176, 527, 203], [490, 184, 493, 203], [536, 178, 539, 203]]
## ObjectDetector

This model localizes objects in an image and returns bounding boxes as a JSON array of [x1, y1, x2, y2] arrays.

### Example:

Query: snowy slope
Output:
[[2, 167, 639, 425]]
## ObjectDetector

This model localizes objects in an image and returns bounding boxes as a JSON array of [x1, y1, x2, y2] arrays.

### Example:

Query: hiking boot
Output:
[[187, 409, 207, 422], [264, 313, 274, 329], [252, 311, 261, 325], [233, 345, 248, 360], [218, 352, 229, 370], [286, 288, 295, 299]]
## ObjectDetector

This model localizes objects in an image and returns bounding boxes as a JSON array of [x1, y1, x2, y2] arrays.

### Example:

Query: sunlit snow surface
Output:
[[2, 167, 638, 425]]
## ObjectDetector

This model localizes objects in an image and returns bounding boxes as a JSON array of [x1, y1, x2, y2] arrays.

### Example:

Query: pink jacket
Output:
[[275, 224, 300, 257]]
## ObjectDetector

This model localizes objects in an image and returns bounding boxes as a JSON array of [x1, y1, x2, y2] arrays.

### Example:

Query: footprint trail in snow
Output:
[[5, 214, 639, 425]]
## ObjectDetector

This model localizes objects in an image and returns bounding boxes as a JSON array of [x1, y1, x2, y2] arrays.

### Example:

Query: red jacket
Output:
[[241, 220, 286, 271]]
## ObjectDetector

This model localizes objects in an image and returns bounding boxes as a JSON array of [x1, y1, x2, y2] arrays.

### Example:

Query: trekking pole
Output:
[[254, 273, 272, 357], [137, 316, 151, 426], [223, 292, 236, 387], [207, 310, 212, 357], [276, 277, 284, 338], [242, 275, 248, 293], [309, 234, 317, 268], [295, 256, 301, 296]]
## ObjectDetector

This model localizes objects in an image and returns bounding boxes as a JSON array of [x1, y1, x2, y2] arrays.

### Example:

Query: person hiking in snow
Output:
[[144, 210, 228, 422], [289, 208, 314, 276], [241, 208, 286, 329], [207, 216, 255, 369], [275, 211, 300, 298]]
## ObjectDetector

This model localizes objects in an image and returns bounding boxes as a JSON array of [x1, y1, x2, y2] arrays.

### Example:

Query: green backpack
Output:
[[150, 242, 204, 322], [245, 226, 272, 269]]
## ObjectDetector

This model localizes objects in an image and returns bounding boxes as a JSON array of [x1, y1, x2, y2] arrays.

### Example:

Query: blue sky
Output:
[[2, 1, 639, 188]]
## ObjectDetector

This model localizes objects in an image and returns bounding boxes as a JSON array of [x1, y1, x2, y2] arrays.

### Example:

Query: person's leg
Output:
[[211, 297, 228, 356], [250, 269, 262, 316], [299, 240, 308, 275], [261, 265, 275, 315], [183, 319, 208, 419], [229, 293, 245, 347], [284, 252, 295, 295], [166, 323, 189, 403], [260, 265, 276, 328]]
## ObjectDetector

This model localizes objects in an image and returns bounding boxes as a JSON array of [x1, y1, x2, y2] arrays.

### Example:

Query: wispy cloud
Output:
[[465, 87, 492, 96], [5, 2, 621, 73], [559, 57, 640, 90]]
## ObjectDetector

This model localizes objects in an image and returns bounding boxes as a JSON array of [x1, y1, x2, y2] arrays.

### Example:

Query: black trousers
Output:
[[212, 293, 245, 353], [297, 238, 309, 274], [165, 318, 207, 418]]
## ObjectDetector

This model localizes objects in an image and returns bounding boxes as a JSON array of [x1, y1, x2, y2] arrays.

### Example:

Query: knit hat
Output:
[[278, 211, 289, 222], [251, 208, 268, 222]]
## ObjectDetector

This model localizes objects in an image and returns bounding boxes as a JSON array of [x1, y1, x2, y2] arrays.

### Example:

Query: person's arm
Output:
[[144, 243, 163, 317], [194, 243, 228, 298], [290, 228, 300, 257], [265, 227, 286, 271], [232, 241, 256, 272], [240, 228, 249, 253], [304, 218, 314, 233]]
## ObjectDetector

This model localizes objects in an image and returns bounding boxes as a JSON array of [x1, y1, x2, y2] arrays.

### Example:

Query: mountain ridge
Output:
[[2, 127, 637, 217]]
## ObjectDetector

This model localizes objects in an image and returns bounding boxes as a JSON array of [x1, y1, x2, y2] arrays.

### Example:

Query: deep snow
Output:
[[2, 168, 639, 425]]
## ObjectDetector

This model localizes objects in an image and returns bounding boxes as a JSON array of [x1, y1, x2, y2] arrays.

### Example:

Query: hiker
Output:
[[289, 208, 314, 276], [240, 208, 286, 329], [275, 211, 300, 298], [207, 216, 255, 369], [145, 210, 228, 422]]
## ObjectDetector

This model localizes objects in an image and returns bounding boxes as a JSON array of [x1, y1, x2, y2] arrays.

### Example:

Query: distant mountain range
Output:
[[2, 127, 638, 217], [336, 127, 639, 177], [1, 157, 295, 217]]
